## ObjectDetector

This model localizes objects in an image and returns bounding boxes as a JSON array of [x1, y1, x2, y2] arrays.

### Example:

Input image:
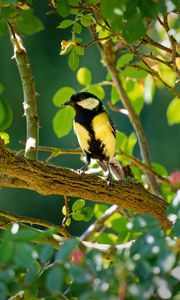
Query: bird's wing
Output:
[[108, 115, 116, 137]]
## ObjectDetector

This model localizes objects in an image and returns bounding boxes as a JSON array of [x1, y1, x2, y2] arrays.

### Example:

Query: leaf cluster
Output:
[[0, 197, 179, 300]]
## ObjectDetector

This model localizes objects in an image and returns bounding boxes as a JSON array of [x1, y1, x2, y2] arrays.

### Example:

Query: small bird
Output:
[[64, 92, 124, 184]]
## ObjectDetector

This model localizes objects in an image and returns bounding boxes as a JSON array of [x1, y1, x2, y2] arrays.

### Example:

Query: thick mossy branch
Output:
[[0, 139, 170, 229]]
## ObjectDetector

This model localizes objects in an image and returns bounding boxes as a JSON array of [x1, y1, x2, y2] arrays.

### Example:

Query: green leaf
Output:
[[72, 211, 85, 221], [144, 75, 155, 104], [87, 84, 105, 100], [117, 53, 134, 68], [46, 266, 64, 294], [1, 6, 17, 20], [152, 162, 168, 176], [95, 232, 117, 245], [0, 97, 13, 131], [123, 11, 147, 43], [73, 22, 82, 34], [70, 265, 91, 284], [14, 243, 36, 268], [53, 86, 75, 107], [0, 241, 13, 264], [157, 249, 176, 272], [72, 199, 85, 211], [0, 0, 16, 5], [124, 80, 144, 114], [15, 10, 44, 35], [56, 0, 70, 17], [131, 227, 164, 259], [111, 216, 128, 234], [138, 0, 157, 18], [57, 19, 74, 29], [159, 65, 176, 87], [12, 228, 43, 242], [173, 219, 180, 237], [80, 15, 92, 27], [116, 130, 128, 151], [0, 19, 8, 35], [68, 49, 79, 71], [101, 0, 126, 19], [94, 203, 108, 218], [74, 45, 84, 56], [81, 207, 93, 222], [38, 245, 54, 264], [111, 86, 119, 104], [62, 205, 68, 216], [129, 215, 158, 233], [56, 238, 78, 261], [126, 132, 137, 154], [76, 67, 92, 86], [0, 132, 10, 144], [53, 106, 75, 138], [123, 66, 147, 79], [167, 97, 180, 125]]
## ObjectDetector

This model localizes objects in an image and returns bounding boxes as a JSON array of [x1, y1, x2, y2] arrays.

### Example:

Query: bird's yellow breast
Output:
[[73, 122, 90, 154], [92, 112, 116, 159]]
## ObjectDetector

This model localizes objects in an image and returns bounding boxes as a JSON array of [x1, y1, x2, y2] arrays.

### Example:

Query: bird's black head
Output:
[[64, 92, 101, 111]]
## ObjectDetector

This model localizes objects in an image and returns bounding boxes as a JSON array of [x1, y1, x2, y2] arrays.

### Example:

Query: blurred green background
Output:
[[0, 1, 179, 234]]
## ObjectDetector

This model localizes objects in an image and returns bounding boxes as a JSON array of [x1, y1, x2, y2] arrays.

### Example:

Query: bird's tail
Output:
[[109, 156, 124, 180], [98, 157, 124, 181]]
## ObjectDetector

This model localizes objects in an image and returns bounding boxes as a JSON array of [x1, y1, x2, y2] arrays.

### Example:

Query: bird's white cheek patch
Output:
[[77, 98, 99, 110]]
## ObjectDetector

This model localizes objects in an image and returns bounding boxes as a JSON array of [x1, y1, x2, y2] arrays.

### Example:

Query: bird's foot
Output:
[[77, 165, 87, 175], [106, 173, 113, 186]]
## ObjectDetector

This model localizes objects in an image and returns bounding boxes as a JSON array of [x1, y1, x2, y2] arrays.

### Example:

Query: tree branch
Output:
[[8, 22, 39, 160], [0, 139, 170, 229], [99, 40, 162, 196], [143, 35, 180, 57], [0, 209, 71, 238], [80, 204, 120, 241]]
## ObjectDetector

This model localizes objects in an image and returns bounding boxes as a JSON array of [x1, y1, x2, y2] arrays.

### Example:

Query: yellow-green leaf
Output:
[[68, 49, 79, 71], [167, 97, 180, 125], [117, 53, 134, 68], [87, 85, 105, 100], [53, 106, 75, 138], [53, 87, 75, 107], [0, 131, 10, 144], [76, 67, 92, 86]]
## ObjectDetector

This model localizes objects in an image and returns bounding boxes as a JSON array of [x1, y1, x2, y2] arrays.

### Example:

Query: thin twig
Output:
[[143, 35, 180, 57], [62, 195, 70, 228], [130, 45, 180, 97], [70, 5, 95, 11], [80, 205, 120, 241], [82, 239, 135, 251], [118, 150, 172, 187], [162, 15, 178, 73], [0, 210, 71, 238], [8, 22, 39, 160]]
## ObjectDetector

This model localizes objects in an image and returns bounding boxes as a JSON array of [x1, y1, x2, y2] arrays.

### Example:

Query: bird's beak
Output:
[[64, 100, 71, 106]]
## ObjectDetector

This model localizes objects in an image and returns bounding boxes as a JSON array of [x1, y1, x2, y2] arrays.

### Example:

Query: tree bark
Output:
[[0, 139, 170, 229]]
